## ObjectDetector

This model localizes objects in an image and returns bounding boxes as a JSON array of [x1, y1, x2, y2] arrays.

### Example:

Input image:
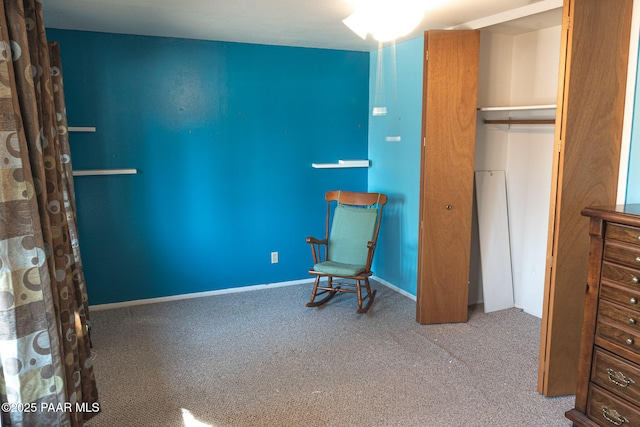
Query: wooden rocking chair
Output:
[[306, 190, 387, 313]]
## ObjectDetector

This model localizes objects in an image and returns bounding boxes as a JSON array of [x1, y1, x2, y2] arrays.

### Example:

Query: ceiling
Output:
[[42, 0, 563, 52]]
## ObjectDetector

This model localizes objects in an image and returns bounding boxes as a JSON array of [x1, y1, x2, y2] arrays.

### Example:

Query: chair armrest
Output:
[[307, 236, 327, 264], [306, 236, 327, 245], [365, 241, 377, 269]]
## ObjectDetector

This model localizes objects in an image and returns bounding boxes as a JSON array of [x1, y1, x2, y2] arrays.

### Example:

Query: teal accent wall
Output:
[[627, 42, 640, 203], [368, 37, 423, 296], [46, 29, 370, 305]]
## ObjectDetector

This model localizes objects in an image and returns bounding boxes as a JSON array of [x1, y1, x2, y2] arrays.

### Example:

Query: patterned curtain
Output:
[[0, 0, 98, 426]]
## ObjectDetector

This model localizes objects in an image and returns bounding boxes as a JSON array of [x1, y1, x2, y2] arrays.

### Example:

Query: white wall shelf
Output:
[[312, 160, 371, 169], [72, 169, 137, 176], [68, 126, 97, 132]]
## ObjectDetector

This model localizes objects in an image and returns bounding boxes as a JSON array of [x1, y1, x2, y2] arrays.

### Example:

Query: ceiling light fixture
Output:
[[342, 0, 428, 42]]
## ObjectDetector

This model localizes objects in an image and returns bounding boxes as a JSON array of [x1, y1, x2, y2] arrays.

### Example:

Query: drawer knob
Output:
[[636, 256, 640, 264], [630, 318, 637, 325], [626, 338, 634, 345], [445, 205, 453, 210], [607, 368, 635, 388], [602, 406, 629, 426], [630, 298, 637, 305], [633, 277, 640, 284]]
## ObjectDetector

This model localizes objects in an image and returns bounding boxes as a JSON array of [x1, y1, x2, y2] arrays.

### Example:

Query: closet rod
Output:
[[484, 119, 555, 125]]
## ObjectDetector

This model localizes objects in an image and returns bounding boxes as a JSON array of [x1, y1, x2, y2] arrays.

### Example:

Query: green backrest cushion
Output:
[[328, 205, 378, 266]]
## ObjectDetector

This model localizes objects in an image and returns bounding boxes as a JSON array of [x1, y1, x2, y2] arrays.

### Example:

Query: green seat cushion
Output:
[[313, 261, 366, 277]]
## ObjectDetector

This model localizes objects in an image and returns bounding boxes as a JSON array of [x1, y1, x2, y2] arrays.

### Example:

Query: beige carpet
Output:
[[85, 282, 574, 426]]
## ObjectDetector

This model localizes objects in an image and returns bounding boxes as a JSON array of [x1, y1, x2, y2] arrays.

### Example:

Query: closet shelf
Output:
[[478, 104, 556, 111], [479, 104, 556, 125], [484, 119, 555, 125]]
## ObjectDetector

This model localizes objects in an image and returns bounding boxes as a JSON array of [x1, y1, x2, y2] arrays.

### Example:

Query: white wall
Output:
[[474, 25, 561, 318], [476, 32, 512, 170], [510, 27, 562, 105]]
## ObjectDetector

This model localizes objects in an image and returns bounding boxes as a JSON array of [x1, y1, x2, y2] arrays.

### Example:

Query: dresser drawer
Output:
[[588, 384, 640, 426], [604, 240, 640, 270], [607, 223, 640, 246], [592, 348, 640, 406], [600, 281, 640, 312], [603, 261, 640, 289], [596, 321, 640, 354], [599, 300, 640, 333]]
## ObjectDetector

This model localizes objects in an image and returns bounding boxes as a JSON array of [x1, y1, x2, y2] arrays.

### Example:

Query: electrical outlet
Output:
[[271, 252, 278, 264]]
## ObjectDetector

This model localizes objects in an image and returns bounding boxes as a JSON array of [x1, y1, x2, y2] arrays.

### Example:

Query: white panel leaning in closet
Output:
[[475, 170, 514, 313]]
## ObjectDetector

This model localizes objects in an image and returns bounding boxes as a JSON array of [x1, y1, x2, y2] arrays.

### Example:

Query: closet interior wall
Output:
[[473, 18, 562, 317]]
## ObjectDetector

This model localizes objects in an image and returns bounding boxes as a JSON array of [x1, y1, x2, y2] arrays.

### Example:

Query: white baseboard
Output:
[[372, 276, 417, 301], [89, 278, 315, 311], [89, 276, 416, 311]]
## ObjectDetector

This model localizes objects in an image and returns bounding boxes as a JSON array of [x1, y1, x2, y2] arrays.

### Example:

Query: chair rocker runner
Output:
[[306, 190, 387, 313]]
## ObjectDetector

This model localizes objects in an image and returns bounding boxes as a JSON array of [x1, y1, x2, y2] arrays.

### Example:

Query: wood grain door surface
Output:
[[538, 0, 632, 397], [416, 30, 480, 325]]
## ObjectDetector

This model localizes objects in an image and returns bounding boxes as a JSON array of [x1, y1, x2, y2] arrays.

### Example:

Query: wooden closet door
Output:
[[538, 0, 632, 396], [416, 30, 480, 324]]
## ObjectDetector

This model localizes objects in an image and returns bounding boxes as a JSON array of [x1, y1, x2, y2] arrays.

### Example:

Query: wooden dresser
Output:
[[567, 205, 640, 426]]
